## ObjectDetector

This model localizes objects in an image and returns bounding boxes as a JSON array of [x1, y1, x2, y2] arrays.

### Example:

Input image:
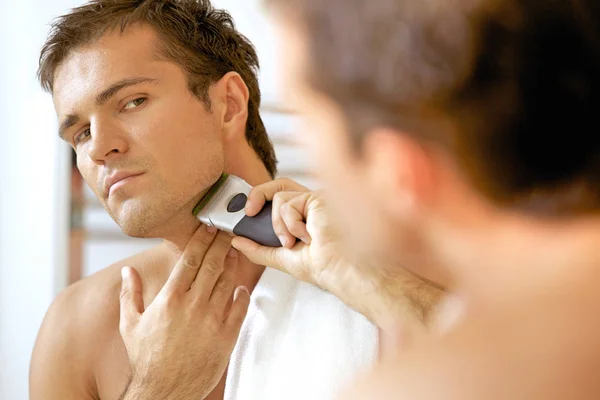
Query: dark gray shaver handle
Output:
[[233, 201, 282, 247]]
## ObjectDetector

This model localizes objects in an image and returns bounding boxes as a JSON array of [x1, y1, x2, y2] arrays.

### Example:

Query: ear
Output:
[[217, 71, 250, 140], [361, 128, 436, 219]]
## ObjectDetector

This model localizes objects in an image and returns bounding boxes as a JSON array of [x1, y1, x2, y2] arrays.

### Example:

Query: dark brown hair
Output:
[[39, 0, 277, 177], [275, 0, 600, 216]]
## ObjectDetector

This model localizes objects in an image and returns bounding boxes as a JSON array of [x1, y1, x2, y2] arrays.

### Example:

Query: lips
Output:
[[104, 171, 144, 197]]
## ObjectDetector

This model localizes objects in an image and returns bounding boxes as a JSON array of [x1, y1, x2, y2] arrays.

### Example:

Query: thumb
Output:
[[119, 266, 144, 330], [231, 236, 286, 272]]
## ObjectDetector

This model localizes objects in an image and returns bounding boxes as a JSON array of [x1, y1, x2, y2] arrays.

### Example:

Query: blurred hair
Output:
[[39, 0, 277, 177], [273, 0, 600, 216]]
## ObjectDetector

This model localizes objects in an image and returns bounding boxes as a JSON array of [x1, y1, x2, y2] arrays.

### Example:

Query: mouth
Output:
[[105, 171, 145, 197]]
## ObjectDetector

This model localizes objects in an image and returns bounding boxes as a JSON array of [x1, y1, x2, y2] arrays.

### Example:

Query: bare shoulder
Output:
[[343, 268, 600, 400], [30, 244, 166, 400]]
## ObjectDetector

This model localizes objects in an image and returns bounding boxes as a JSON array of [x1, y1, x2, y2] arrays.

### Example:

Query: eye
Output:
[[123, 97, 147, 111], [74, 128, 91, 145]]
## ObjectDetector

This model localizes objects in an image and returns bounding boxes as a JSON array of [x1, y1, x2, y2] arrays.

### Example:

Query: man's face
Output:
[[53, 25, 224, 237]]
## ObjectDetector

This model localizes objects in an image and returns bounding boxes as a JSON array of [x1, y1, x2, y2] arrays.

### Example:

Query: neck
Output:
[[160, 155, 272, 292]]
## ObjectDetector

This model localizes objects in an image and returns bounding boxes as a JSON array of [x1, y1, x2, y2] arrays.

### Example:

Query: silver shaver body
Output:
[[195, 175, 282, 247]]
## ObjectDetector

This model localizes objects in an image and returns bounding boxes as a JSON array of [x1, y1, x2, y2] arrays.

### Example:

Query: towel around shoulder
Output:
[[225, 267, 379, 400]]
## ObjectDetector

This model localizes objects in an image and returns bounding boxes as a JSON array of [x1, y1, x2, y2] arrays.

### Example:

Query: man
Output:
[[30, 1, 442, 399], [231, 0, 600, 398]]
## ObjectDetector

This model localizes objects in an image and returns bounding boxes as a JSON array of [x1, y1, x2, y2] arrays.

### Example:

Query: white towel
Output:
[[224, 267, 379, 400]]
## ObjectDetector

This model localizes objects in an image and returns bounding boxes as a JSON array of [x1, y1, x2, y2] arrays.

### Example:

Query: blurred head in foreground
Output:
[[268, 0, 600, 286]]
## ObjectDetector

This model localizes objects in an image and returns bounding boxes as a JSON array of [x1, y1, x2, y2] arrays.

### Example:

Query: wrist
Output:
[[120, 373, 177, 400], [124, 370, 214, 400], [323, 262, 391, 329]]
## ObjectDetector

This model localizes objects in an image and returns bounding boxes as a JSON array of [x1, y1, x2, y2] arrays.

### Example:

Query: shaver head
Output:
[[192, 173, 231, 219]]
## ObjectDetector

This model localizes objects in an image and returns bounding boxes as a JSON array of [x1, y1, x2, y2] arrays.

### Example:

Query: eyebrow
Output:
[[58, 115, 80, 140], [58, 76, 159, 140]]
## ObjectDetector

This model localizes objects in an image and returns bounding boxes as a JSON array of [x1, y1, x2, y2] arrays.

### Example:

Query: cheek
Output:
[[76, 157, 98, 195], [139, 102, 223, 183]]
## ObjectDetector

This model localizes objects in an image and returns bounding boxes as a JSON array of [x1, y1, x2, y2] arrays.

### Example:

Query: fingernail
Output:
[[278, 235, 288, 247], [206, 225, 217, 233], [121, 267, 130, 279], [228, 248, 238, 258], [244, 199, 252, 212], [234, 285, 249, 301], [301, 236, 311, 245]]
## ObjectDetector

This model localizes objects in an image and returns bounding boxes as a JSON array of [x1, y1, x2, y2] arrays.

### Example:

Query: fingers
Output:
[[231, 236, 287, 272], [245, 178, 309, 217], [190, 230, 233, 302], [225, 285, 251, 336], [280, 193, 312, 244], [272, 191, 302, 248], [162, 224, 218, 295], [209, 248, 238, 316], [119, 266, 144, 333]]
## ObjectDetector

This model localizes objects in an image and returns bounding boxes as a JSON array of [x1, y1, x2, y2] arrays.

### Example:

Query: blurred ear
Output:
[[361, 128, 436, 220], [216, 71, 249, 140]]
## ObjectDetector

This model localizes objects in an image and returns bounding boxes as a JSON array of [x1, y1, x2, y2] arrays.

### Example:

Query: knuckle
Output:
[[251, 185, 266, 196], [213, 318, 226, 334], [203, 259, 224, 276], [216, 230, 233, 244], [288, 224, 302, 237], [119, 287, 130, 302], [225, 255, 239, 270], [273, 212, 286, 226], [204, 312, 223, 332], [196, 232, 214, 247], [213, 237, 232, 253], [273, 191, 288, 204], [216, 277, 232, 293], [181, 254, 202, 270], [281, 201, 292, 212], [280, 177, 293, 187], [159, 292, 179, 308], [281, 203, 294, 219]]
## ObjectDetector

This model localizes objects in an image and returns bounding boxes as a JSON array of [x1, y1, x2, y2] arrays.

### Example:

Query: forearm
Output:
[[325, 264, 445, 333], [378, 268, 445, 329]]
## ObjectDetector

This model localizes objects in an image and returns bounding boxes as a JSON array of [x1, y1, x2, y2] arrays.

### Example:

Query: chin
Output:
[[118, 219, 158, 238], [110, 202, 164, 239]]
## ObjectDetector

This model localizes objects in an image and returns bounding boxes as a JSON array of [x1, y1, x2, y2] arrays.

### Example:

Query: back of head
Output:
[[39, 0, 277, 176], [276, 0, 600, 216]]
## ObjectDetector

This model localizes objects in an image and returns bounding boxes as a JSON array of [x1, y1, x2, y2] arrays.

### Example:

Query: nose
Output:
[[86, 118, 129, 164]]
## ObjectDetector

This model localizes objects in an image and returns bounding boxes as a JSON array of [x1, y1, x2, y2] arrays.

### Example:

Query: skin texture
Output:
[[53, 24, 224, 239], [30, 24, 270, 400], [270, 12, 600, 400], [30, 22, 443, 400]]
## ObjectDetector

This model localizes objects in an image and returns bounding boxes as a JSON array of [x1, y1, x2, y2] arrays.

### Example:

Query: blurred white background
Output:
[[0, 0, 312, 398]]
